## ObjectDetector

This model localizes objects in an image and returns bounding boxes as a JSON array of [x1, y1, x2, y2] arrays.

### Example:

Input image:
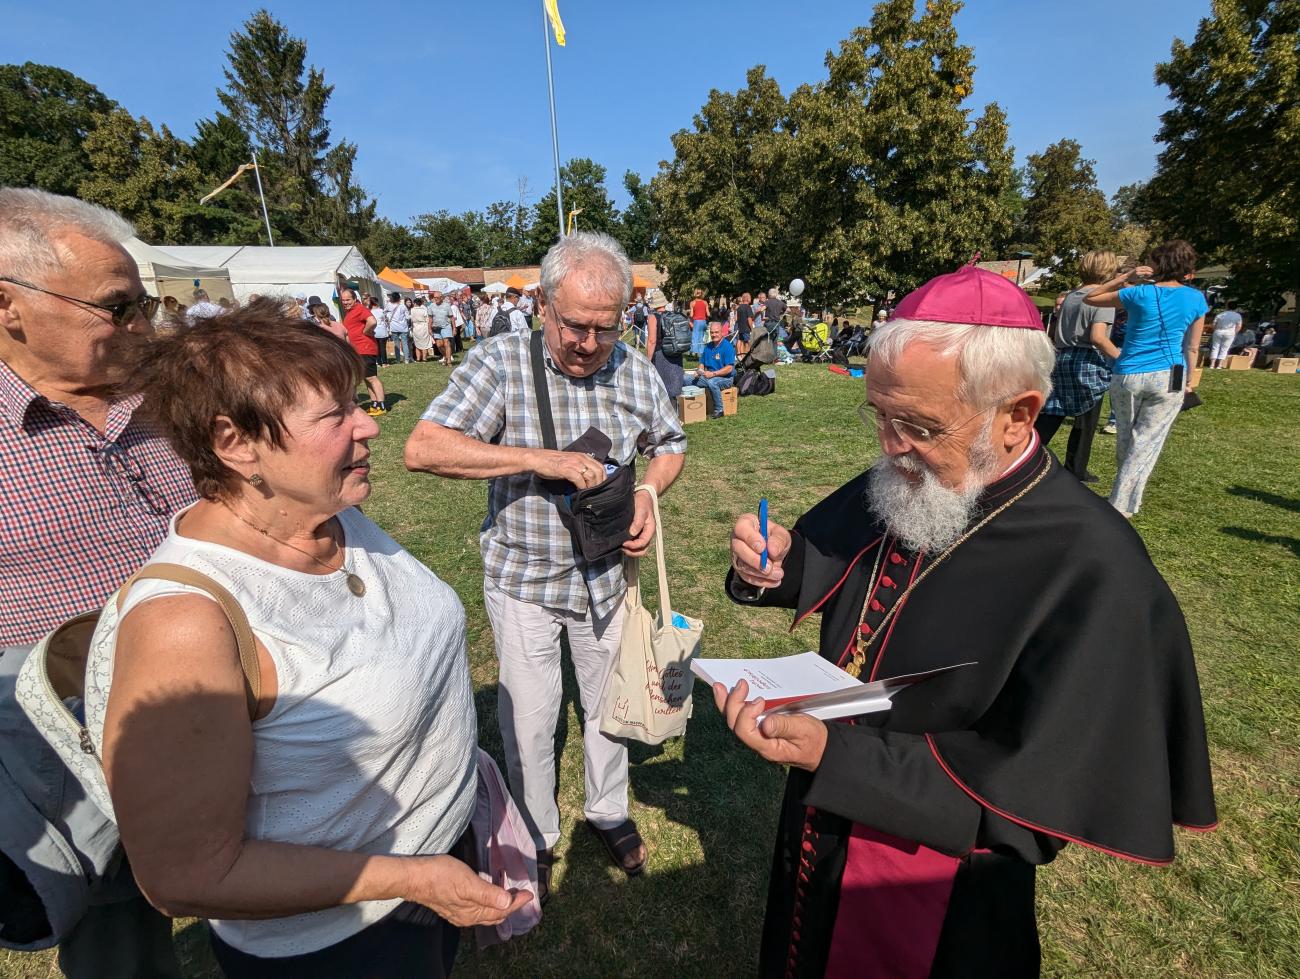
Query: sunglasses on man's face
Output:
[[0, 275, 160, 327]]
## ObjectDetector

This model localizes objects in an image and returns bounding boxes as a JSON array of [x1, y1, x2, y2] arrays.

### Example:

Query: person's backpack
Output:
[[632, 302, 648, 327], [737, 367, 775, 397], [6, 565, 258, 947], [489, 308, 515, 338], [657, 311, 693, 357]]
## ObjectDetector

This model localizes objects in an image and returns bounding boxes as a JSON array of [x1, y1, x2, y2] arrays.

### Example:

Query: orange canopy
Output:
[[503, 272, 531, 290], [632, 273, 654, 289], [378, 267, 419, 290]]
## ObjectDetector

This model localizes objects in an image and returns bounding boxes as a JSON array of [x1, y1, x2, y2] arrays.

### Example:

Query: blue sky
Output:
[[4, 0, 1211, 224]]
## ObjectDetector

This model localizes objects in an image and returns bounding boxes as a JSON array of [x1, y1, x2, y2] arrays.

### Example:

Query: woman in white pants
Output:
[[1208, 310, 1242, 367], [1085, 240, 1207, 518]]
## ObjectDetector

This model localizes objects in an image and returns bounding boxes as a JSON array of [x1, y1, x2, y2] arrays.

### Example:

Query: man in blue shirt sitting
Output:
[[693, 321, 737, 417]]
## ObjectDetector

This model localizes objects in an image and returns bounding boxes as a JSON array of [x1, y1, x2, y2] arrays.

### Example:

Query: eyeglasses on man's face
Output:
[[550, 307, 622, 346], [858, 398, 1011, 450], [0, 275, 160, 327]]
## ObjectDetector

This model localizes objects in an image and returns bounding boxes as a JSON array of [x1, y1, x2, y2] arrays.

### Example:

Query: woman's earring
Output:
[[249, 473, 265, 488]]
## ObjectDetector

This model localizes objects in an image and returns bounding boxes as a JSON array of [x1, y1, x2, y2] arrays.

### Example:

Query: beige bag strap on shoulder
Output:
[[116, 562, 261, 720], [629, 484, 673, 619]]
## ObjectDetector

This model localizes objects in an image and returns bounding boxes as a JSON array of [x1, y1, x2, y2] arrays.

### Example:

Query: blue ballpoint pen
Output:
[[759, 497, 769, 570]]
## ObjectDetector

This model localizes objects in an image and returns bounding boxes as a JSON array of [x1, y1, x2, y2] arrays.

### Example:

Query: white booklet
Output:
[[691, 652, 974, 722]]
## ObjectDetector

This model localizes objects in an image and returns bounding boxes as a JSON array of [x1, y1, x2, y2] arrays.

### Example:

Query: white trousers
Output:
[[483, 576, 628, 849], [1209, 329, 1236, 362]]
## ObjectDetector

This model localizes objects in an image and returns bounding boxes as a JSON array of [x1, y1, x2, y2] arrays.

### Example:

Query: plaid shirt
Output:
[[422, 332, 686, 619], [0, 358, 196, 645], [1044, 347, 1112, 417]]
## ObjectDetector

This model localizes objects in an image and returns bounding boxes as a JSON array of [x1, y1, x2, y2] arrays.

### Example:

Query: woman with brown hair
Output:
[[85, 302, 529, 977], [1086, 240, 1208, 517]]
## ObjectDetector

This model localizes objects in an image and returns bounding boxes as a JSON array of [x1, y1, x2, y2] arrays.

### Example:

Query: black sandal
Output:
[[536, 847, 554, 905], [587, 819, 647, 877]]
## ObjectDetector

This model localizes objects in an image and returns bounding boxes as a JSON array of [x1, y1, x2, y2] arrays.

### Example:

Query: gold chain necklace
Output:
[[222, 502, 367, 597], [845, 459, 1050, 678]]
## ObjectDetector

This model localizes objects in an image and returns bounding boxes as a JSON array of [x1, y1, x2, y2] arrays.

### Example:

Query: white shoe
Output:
[[1102, 423, 1117, 435]]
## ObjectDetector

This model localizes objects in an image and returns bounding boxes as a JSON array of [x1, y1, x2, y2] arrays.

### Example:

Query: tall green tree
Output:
[[617, 171, 658, 262], [789, 0, 1017, 302], [1019, 139, 1114, 288], [652, 67, 791, 295], [0, 63, 117, 196], [653, 1, 1017, 304], [411, 210, 481, 266], [531, 158, 620, 254], [216, 10, 374, 244], [467, 200, 535, 267], [1138, 0, 1299, 312], [77, 108, 212, 243]]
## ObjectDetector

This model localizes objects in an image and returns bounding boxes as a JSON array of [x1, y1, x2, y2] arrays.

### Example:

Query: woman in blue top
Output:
[[1086, 240, 1207, 518]]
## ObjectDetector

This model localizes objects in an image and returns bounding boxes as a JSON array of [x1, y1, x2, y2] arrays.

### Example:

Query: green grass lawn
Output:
[[4, 358, 1296, 978]]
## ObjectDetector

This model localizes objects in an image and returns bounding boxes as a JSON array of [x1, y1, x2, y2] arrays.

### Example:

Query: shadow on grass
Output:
[[1225, 486, 1300, 514], [1220, 526, 1300, 558]]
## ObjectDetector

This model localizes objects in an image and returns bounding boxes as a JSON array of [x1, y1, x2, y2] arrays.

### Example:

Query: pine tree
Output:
[[216, 10, 375, 244]]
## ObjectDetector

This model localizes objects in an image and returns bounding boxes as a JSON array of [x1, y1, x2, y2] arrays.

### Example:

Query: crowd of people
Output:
[[0, 187, 1231, 979]]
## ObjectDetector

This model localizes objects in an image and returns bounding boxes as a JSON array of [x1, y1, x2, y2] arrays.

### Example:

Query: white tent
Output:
[[482, 281, 509, 295], [158, 245, 380, 304], [416, 276, 467, 294], [122, 238, 234, 303]]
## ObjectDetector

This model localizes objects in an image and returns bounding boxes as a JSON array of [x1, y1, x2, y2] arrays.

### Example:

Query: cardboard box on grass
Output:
[[1191, 367, 1203, 388], [707, 386, 738, 417], [1271, 357, 1298, 375], [677, 394, 706, 425], [1226, 354, 1252, 371]]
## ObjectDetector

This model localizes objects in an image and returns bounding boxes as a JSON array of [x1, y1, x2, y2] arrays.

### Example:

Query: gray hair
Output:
[[868, 319, 1055, 406], [540, 231, 632, 307], [0, 187, 135, 280]]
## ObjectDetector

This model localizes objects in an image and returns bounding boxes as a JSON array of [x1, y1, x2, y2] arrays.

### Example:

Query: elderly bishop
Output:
[[717, 266, 1217, 978]]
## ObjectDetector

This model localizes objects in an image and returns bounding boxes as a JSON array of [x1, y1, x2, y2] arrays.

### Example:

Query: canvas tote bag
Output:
[[598, 484, 702, 745]]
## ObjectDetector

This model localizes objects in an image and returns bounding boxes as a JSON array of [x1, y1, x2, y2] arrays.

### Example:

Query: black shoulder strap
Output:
[[529, 329, 559, 451]]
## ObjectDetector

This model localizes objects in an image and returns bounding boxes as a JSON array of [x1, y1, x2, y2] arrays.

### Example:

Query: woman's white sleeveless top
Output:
[[85, 505, 477, 957]]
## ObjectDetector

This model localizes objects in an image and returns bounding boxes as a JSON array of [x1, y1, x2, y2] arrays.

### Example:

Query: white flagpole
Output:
[[541, 1, 564, 237], [251, 149, 275, 247]]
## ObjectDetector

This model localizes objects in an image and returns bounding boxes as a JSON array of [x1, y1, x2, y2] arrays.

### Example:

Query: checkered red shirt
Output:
[[0, 357, 197, 646]]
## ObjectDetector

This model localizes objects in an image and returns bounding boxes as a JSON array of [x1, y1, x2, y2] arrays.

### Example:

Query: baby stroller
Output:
[[798, 321, 832, 363], [829, 324, 868, 366]]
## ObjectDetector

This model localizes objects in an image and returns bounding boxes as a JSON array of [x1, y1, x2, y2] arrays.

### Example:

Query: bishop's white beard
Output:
[[865, 418, 1003, 554]]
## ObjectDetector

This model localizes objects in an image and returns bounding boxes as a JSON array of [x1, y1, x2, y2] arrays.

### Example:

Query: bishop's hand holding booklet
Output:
[[691, 652, 974, 722]]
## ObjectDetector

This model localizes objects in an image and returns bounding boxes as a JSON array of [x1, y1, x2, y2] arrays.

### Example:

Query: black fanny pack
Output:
[[530, 330, 636, 562]]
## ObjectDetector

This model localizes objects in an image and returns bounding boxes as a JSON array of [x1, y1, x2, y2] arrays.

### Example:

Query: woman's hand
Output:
[[712, 679, 828, 771], [1128, 265, 1154, 283], [405, 855, 533, 927], [731, 512, 791, 589]]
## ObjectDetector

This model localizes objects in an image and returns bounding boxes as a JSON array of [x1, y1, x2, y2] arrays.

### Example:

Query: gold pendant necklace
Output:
[[845, 458, 1051, 678], [223, 502, 367, 597]]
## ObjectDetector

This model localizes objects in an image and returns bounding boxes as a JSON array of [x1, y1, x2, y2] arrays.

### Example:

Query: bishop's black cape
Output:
[[727, 444, 1216, 978]]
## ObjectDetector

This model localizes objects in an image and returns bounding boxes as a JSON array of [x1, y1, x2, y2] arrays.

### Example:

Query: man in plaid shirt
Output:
[[406, 232, 686, 896], [0, 189, 193, 975]]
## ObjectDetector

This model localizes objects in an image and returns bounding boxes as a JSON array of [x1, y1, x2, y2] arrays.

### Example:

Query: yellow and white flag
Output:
[[544, 0, 566, 46], [199, 162, 256, 205]]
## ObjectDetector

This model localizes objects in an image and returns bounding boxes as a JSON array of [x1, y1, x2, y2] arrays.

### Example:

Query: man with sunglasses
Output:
[[406, 231, 686, 901], [715, 265, 1216, 978], [0, 188, 194, 977]]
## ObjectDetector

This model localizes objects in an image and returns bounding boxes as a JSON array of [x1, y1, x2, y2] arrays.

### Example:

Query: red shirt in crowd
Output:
[[690, 298, 708, 322], [343, 303, 378, 356]]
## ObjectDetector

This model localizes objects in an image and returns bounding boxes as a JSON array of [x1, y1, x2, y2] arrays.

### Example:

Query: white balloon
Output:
[[789, 278, 805, 297]]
